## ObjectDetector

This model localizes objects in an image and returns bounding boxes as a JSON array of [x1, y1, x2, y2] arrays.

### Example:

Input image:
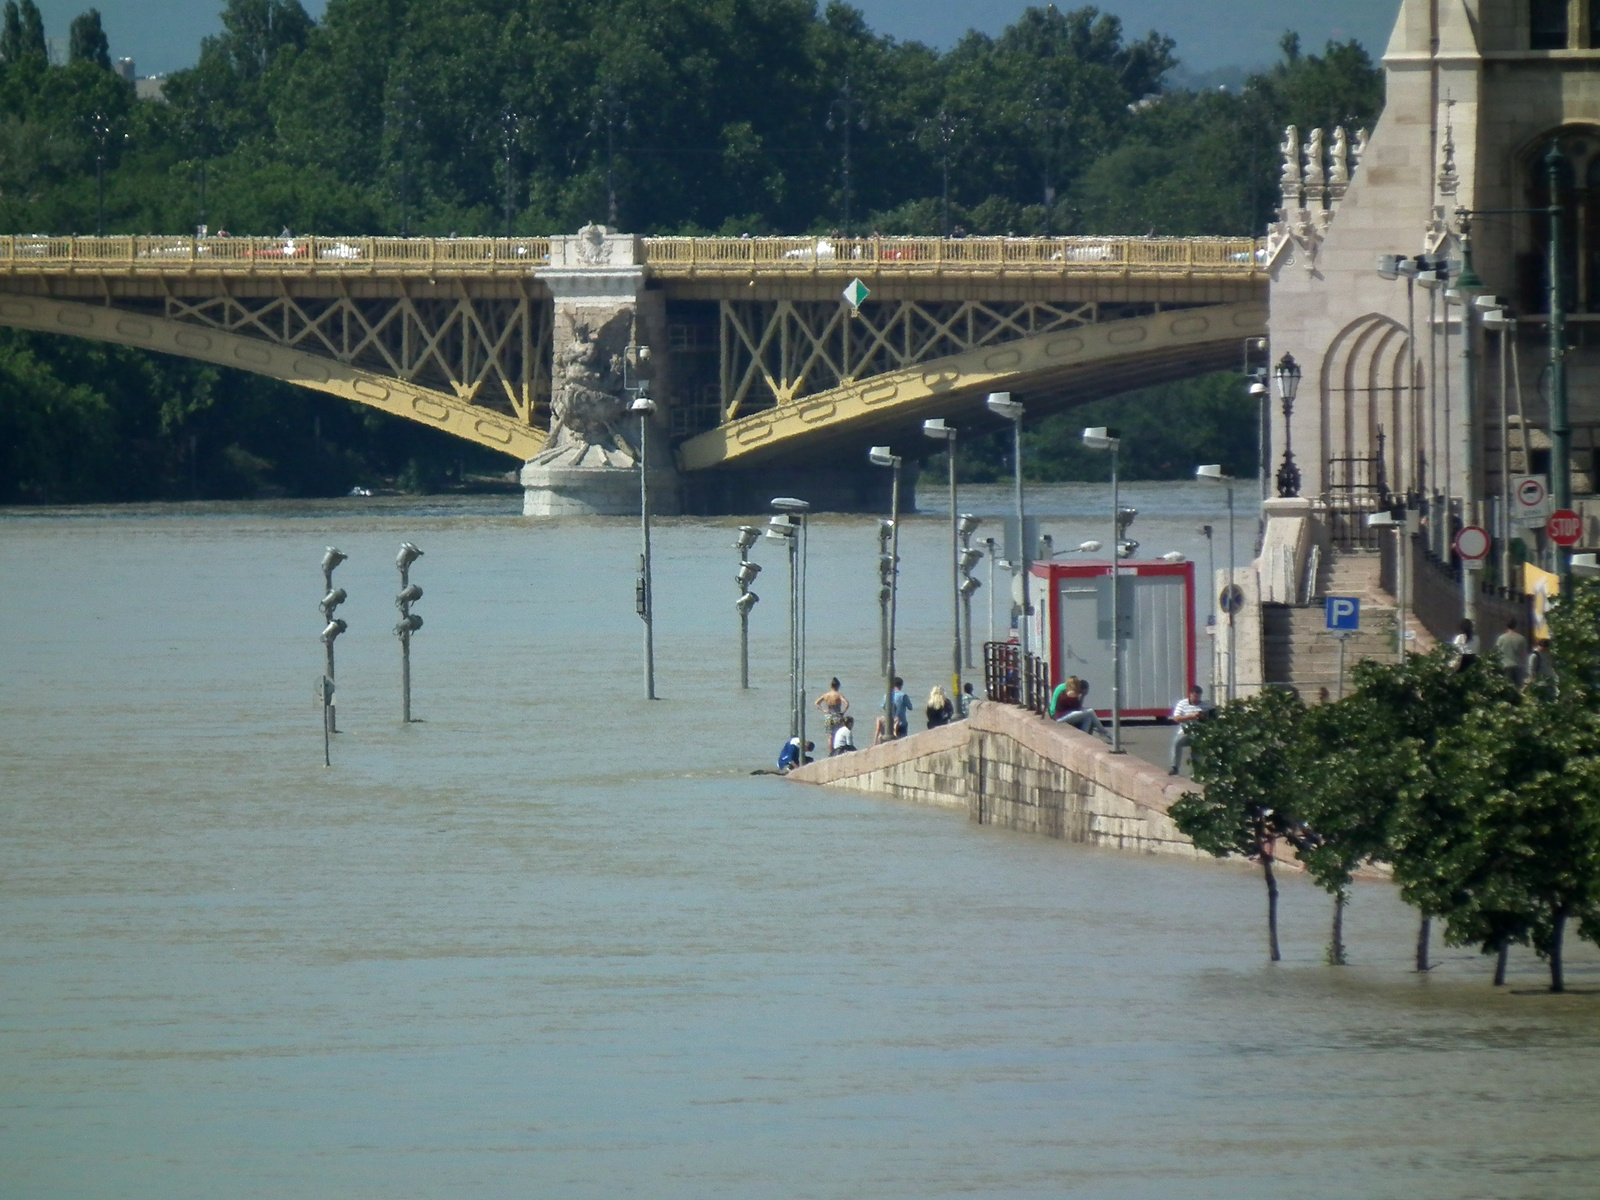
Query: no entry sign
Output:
[[1454, 525, 1490, 565], [1548, 508, 1583, 546]]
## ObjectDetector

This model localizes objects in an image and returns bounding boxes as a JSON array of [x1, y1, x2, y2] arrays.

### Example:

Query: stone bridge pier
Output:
[[520, 226, 680, 516]]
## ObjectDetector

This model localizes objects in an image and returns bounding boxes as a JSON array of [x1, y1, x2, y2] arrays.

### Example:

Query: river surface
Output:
[[2, 483, 1597, 1199]]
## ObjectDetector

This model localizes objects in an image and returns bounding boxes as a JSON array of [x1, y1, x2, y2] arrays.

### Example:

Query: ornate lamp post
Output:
[[1274, 353, 1303, 498]]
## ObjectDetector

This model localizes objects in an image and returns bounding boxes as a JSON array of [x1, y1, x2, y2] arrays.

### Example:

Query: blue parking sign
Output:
[[1325, 596, 1360, 631]]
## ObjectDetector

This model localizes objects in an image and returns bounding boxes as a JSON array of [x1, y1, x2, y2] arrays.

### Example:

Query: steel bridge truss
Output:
[[147, 282, 553, 428], [718, 298, 1152, 420]]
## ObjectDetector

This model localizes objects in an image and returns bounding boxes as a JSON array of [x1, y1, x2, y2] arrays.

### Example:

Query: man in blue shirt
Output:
[[777, 737, 813, 772], [890, 676, 912, 739]]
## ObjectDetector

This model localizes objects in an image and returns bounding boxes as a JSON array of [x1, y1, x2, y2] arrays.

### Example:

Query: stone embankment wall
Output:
[[789, 702, 1205, 858]]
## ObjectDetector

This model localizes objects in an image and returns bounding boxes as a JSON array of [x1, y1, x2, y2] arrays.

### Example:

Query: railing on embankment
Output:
[[982, 641, 1050, 716], [1, 234, 1267, 280]]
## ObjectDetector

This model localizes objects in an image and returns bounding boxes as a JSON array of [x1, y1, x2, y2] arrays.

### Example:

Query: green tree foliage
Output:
[[1169, 688, 1310, 962], [67, 7, 110, 69]]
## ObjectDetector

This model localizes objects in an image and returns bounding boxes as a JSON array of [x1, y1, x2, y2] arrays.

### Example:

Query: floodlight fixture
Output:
[[957, 514, 981, 536], [321, 547, 348, 575], [734, 591, 759, 614], [1078, 540, 1102, 553], [1196, 464, 1233, 482], [985, 391, 1023, 421], [320, 618, 348, 643], [959, 548, 983, 572], [396, 541, 423, 570], [922, 417, 953, 440], [319, 587, 347, 616], [736, 562, 761, 587], [629, 395, 657, 415], [1081, 426, 1120, 451], [396, 582, 423, 606], [770, 496, 811, 513], [1366, 511, 1399, 527], [394, 613, 423, 635], [735, 525, 761, 553], [1570, 553, 1600, 577], [868, 445, 900, 468], [1160, 551, 1186, 563]]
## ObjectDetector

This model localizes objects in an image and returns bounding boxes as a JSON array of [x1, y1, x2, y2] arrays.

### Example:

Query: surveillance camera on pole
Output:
[[394, 542, 423, 722], [319, 547, 347, 734]]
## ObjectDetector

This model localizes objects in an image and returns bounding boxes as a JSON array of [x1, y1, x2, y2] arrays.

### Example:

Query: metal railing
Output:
[[983, 641, 1050, 716], [1, 233, 1266, 278]]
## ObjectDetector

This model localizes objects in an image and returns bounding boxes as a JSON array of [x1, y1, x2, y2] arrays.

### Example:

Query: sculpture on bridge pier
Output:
[[542, 310, 634, 465]]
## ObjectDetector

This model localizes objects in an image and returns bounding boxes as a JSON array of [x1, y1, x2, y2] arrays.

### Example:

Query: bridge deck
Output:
[[2, 234, 1264, 282]]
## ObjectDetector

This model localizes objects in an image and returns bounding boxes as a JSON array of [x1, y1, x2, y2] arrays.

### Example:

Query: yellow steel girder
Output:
[[0, 294, 544, 460], [677, 301, 1268, 470]]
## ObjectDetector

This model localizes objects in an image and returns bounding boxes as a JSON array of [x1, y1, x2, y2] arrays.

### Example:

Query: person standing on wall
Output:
[[1168, 685, 1208, 776], [1494, 620, 1528, 687], [815, 678, 850, 748]]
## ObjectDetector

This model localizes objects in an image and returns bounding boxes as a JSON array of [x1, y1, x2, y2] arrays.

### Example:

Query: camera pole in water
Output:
[[395, 542, 424, 722], [319, 547, 348, 733], [316, 674, 334, 765]]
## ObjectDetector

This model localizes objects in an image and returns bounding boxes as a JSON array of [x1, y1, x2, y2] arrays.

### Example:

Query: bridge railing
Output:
[[2, 233, 1263, 275], [0, 234, 553, 270], [640, 235, 1265, 274]]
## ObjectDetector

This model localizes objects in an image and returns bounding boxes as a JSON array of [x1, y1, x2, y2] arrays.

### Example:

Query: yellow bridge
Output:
[[0, 233, 1266, 480]]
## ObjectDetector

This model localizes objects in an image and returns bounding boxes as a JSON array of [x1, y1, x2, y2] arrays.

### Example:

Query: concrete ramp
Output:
[[789, 702, 1203, 858]]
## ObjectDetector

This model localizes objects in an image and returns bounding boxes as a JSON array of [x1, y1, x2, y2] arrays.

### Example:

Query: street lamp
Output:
[[1367, 511, 1408, 661], [772, 496, 812, 754], [1274, 354, 1302, 498], [1082, 426, 1124, 752], [632, 391, 658, 700], [923, 417, 963, 697], [1249, 376, 1269, 504], [1200, 523, 1216, 697], [766, 513, 799, 746], [986, 392, 1031, 703], [1197, 464, 1237, 703], [319, 547, 348, 734], [983, 536, 999, 648], [957, 514, 982, 670], [1480, 300, 1515, 585], [1378, 253, 1422, 500], [869, 445, 903, 738], [876, 518, 894, 672], [733, 525, 761, 689], [394, 541, 424, 722]]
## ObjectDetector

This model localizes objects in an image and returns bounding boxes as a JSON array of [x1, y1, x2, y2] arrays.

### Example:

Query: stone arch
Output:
[[1319, 311, 1414, 502]]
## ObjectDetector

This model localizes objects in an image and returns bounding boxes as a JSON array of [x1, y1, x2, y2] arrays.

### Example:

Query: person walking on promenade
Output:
[[1053, 676, 1111, 742], [832, 716, 856, 755], [1494, 619, 1528, 686], [925, 685, 955, 729], [889, 676, 912, 739], [1169, 684, 1208, 776], [815, 678, 850, 747], [1526, 637, 1557, 690], [1451, 619, 1479, 671], [957, 681, 975, 719]]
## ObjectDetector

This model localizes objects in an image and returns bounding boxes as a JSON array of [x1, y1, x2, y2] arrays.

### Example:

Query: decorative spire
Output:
[[1437, 97, 1459, 198]]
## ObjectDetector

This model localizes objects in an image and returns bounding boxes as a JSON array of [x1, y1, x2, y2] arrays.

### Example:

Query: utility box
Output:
[[1030, 560, 1196, 719]]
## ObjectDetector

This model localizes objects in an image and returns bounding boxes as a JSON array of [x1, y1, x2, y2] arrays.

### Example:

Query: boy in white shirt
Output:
[[1169, 685, 1207, 776], [832, 716, 856, 754]]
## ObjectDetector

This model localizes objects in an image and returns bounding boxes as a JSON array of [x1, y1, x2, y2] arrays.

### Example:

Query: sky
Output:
[[34, 0, 1401, 79]]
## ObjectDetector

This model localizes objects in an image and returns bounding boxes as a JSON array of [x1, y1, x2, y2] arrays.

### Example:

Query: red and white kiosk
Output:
[[1027, 558, 1197, 719]]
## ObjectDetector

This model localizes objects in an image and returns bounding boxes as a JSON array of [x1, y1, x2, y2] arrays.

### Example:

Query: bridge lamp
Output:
[[1196, 465, 1238, 702], [1083, 426, 1125, 751], [869, 446, 905, 738], [923, 418, 965, 697]]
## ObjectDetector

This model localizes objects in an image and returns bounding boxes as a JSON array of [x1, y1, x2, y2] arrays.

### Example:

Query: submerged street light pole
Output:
[[1084, 428, 1124, 752], [319, 547, 348, 734], [987, 393, 1030, 703], [632, 390, 658, 700], [394, 542, 424, 722], [923, 418, 964, 698], [1197, 466, 1237, 703], [772, 497, 812, 753], [734, 525, 761, 689], [869, 446, 903, 737]]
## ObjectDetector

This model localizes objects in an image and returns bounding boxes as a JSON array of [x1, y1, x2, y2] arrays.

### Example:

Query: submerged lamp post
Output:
[[632, 390, 658, 701], [1274, 353, 1303, 498], [394, 542, 423, 722], [734, 525, 761, 689], [771, 497, 812, 755], [876, 519, 895, 672], [957, 515, 983, 671], [1082, 428, 1124, 753], [765, 515, 799, 745], [319, 546, 348, 734], [869, 446, 903, 737], [1197, 465, 1237, 703], [922, 418, 964, 697], [986, 393, 1030, 698]]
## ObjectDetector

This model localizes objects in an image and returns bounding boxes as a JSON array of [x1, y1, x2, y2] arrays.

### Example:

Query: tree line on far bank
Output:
[[1172, 582, 1600, 993], [0, 0, 1372, 504]]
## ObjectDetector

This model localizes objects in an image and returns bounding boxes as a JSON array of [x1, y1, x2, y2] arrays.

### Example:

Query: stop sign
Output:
[[1548, 509, 1583, 546]]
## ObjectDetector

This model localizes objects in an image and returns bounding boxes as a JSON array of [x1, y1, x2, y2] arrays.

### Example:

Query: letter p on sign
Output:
[[1325, 596, 1360, 632]]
